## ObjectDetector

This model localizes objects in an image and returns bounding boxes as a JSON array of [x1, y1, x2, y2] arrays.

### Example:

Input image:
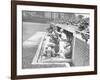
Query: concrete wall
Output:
[[72, 37, 89, 66]]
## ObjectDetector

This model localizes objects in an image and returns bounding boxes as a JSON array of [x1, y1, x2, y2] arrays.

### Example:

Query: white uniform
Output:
[[59, 32, 67, 58], [43, 35, 55, 54]]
